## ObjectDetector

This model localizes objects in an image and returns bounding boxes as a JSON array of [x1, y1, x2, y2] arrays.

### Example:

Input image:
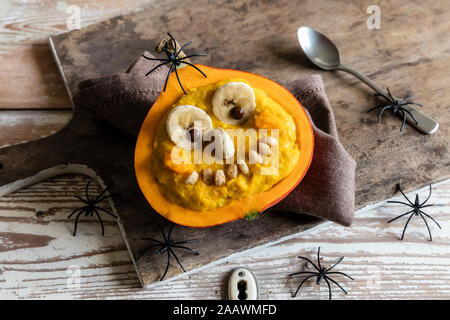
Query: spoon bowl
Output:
[[297, 26, 341, 70]]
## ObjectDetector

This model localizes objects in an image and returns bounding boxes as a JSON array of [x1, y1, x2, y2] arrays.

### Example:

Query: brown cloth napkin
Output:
[[73, 52, 356, 226]]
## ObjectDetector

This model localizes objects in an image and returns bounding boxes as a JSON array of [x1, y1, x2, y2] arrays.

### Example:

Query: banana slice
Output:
[[166, 105, 213, 150], [212, 82, 256, 125], [204, 128, 235, 160]]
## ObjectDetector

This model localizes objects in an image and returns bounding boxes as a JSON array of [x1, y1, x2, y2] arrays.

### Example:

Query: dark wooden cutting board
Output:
[[0, 0, 448, 287]]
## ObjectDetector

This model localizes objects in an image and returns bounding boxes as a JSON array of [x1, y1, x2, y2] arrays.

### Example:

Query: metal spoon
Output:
[[297, 26, 439, 134]]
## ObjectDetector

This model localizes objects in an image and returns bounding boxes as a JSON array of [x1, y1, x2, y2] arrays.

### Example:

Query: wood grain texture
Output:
[[0, 110, 71, 147], [0, 0, 155, 109], [0, 175, 449, 299]]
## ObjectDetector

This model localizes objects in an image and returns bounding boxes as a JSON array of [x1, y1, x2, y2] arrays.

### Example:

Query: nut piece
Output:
[[215, 169, 226, 186], [185, 170, 198, 185], [202, 168, 214, 185], [225, 164, 238, 179], [259, 136, 278, 147], [249, 150, 263, 164], [258, 142, 272, 157], [237, 159, 249, 175]]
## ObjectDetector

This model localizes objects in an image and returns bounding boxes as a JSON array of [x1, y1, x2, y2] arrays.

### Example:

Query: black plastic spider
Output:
[[368, 87, 422, 131], [68, 182, 116, 236], [142, 33, 207, 94], [138, 224, 200, 281], [289, 247, 353, 300], [387, 183, 443, 241]]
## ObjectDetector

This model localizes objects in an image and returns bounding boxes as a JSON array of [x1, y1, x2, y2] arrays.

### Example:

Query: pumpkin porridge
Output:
[[151, 79, 300, 211]]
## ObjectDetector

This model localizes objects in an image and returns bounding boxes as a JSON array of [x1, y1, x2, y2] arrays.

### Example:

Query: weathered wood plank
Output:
[[0, 110, 71, 147], [0, 0, 154, 109], [0, 175, 449, 299]]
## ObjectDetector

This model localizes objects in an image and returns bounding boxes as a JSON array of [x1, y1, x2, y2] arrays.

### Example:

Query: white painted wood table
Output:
[[0, 0, 449, 299]]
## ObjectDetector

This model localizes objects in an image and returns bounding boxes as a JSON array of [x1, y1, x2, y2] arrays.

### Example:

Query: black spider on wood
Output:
[[68, 181, 116, 236], [142, 33, 207, 94], [387, 183, 443, 241], [368, 87, 422, 131], [289, 247, 353, 300], [138, 224, 200, 281]]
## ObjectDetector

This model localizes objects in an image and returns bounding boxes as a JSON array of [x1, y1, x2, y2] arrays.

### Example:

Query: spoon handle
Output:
[[336, 64, 439, 134]]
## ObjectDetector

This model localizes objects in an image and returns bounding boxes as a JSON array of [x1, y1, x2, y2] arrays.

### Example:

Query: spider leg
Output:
[[175, 41, 193, 58], [399, 110, 407, 131], [95, 206, 117, 218], [171, 245, 199, 255], [168, 247, 186, 272], [74, 195, 88, 205], [288, 271, 317, 277], [400, 107, 418, 125], [173, 238, 200, 245], [387, 209, 414, 223], [94, 209, 105, 236], [324, 277, 333, 300], [140, 237, 164, 246], [137, 244, 160, 260], [396, 184, 415, 206], [174, 65, 187, 94], [421, 204, 444, 208], [326, 271, 354, 280], [163, 64, 174, 92], [167, 224, 175, 241], [316, 247, 322, 269], [377, 105, 392, 122], [403, 100, 422, 107], [325, 275, 348, 295], [326, 256, 344, 272], [85, 181, 91, 202], [72, 209, 85, 236], [142, 55, 170, 62], [177, 53, 207, 60], [399, 96, 411, 104], [420, 185, 432, 206], [159, 247, 169, 255], [419, 210, 441, 229], [400, 212, 415, 240], [386, 88, 394, 101], [68, 207, 85, 219], [292, 274, 316, 298], [179, 61, 207, 78], [167, 33, 177, 53], [297, 256, 320, 272], [145, 61, 172, 76], [367, 105, 384, 112], [417, 212, 433, 241], [95, 194, 113, 204], [93, 183, 113, 203], [387, 200, 413, 207], [160, 251, 171, 281]]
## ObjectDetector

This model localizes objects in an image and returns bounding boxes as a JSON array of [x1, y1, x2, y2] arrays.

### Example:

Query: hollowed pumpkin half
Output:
[[135, 65, 314, 227]]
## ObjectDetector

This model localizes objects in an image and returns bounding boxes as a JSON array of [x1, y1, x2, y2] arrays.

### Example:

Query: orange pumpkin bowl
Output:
[[134, 65, 314, 227]]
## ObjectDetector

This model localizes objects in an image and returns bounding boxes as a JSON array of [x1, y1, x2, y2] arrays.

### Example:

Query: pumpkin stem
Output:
[[156, 35, 190, 67]]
